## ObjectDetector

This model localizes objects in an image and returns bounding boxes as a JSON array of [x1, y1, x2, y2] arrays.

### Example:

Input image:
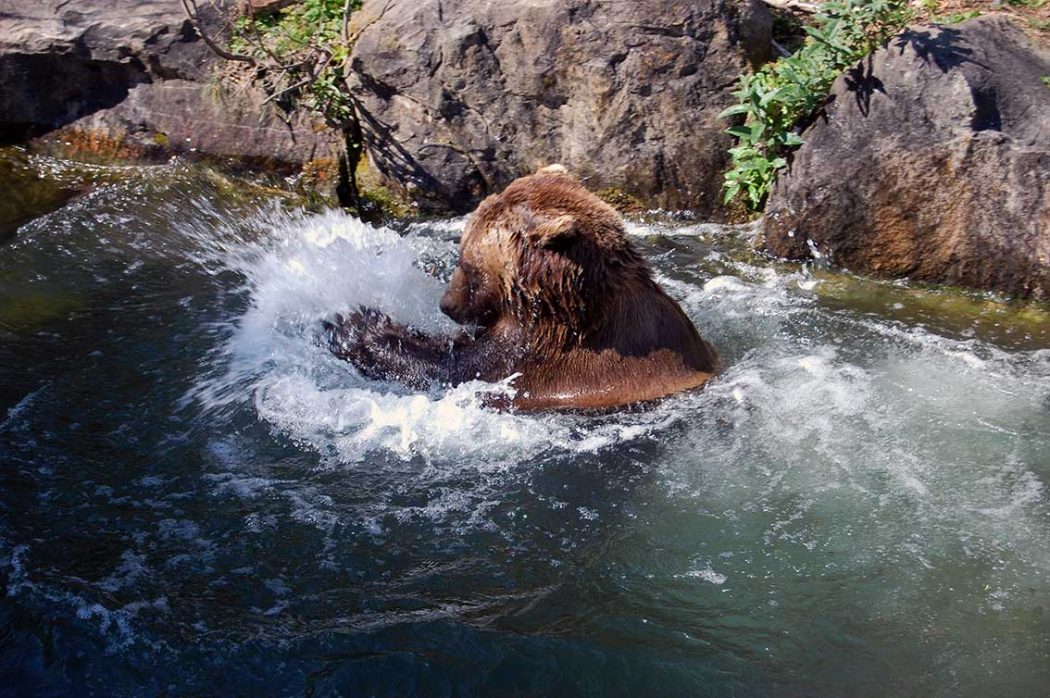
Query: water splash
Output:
[[191, 207, 699, 466]]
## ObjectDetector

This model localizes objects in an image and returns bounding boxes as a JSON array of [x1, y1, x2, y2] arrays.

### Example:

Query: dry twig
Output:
[[180, 0, 257, 63]]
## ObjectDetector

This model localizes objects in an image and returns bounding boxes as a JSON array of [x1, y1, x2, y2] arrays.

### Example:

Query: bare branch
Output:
[[771, 38, 793, 58], [260, 53, 334, 107], [341, 0, 352, 45], [261, 76, 314, 106], [180, 0, 257, 64]]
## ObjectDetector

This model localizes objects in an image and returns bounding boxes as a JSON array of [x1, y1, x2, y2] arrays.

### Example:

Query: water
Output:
[[1, 154, 1049, 697]]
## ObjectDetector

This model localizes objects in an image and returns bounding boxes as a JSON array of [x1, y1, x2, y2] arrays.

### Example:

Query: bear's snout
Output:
[[439, 266, 469, 324], [440, 264, 499, 328], [440, 286, 490, 326], [438, 291, 460, 321]]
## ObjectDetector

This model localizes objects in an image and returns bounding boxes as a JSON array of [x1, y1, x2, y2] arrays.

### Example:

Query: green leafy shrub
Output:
[[229, 0, 362, 127], [720, 0, 913, 210]]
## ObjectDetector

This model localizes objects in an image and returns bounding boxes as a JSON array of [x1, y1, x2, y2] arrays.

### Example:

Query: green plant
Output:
[[720, 0, 913, 210], [228, 0, 361, 127], [182, 0, 372, 210]]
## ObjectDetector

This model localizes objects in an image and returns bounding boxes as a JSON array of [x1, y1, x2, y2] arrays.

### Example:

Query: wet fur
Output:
[[327, 170, 719, 411]]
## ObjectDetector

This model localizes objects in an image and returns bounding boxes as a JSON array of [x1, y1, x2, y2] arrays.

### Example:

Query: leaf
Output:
[[718, 103, 752, 119], [804, 26, 852, 55], [747, 186, 764, 209], [759, 87, 783, 107], [726, 125, 755, 140], [723, 182, 741, 203]]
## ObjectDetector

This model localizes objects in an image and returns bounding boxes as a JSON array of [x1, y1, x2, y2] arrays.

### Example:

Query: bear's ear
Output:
[[531, 214, 576, 248]]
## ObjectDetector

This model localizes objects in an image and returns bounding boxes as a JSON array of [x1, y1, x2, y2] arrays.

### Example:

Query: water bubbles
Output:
[[680, 565, 727, 586]]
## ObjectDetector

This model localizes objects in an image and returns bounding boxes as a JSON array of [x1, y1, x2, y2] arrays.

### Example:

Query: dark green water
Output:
[[1, 153, 1049, 697]]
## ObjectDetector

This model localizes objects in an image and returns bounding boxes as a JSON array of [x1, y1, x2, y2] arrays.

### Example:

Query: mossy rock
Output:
[[812, 271, 1050, 350], [0, 290, 83, 331], [596, 188, 645, 214], [354, 153, 413, 220]]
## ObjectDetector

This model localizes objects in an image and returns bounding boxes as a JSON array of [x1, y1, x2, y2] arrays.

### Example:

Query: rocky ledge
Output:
[[0, 0, 341, 172], [763, 15, 1050, 300]]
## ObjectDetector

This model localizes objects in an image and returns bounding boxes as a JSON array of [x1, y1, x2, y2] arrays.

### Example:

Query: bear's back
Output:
[[482, 170, 720, 410]]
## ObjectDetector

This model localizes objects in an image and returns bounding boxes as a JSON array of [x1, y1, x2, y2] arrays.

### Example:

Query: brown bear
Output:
[[327, 166, 719, 411]]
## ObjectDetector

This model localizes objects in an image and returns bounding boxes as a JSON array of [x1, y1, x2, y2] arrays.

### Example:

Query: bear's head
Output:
[[439, 168, 651, 346]]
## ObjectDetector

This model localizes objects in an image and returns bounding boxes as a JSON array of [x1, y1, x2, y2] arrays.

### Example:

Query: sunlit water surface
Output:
[[1, 158, 1048, 697]]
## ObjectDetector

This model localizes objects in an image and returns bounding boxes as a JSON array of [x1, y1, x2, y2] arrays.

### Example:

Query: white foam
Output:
[[0, 385, 46, 433], [681, 565, 728, 585], [703, 275, 751, 294]]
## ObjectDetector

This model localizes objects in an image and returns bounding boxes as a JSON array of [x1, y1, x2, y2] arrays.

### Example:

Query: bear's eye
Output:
[[461, 264, 482, 295]]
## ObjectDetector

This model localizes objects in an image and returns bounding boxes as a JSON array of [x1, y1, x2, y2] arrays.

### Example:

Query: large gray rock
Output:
[[0, 0, 340, 170], [347, 0, 772, 215], [763, 15, 1050, 299]]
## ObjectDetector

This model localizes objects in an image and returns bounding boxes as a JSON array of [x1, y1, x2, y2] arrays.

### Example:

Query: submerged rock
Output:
[[763, 15, 1050, 299], [0, 0, 341, 172], [347, 0, 772, 216]]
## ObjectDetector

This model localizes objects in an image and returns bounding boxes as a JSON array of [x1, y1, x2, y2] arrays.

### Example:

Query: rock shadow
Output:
[[350, 68, 490, 214], [843, 55, 885, 117], [0, 53, 148, 144], [893, 27, 982, 73]]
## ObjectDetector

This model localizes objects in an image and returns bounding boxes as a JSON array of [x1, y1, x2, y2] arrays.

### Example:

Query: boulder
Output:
[[347, 0, 772, 215], [763, 15, 1050, 299], [0, 0, 340, 171]]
